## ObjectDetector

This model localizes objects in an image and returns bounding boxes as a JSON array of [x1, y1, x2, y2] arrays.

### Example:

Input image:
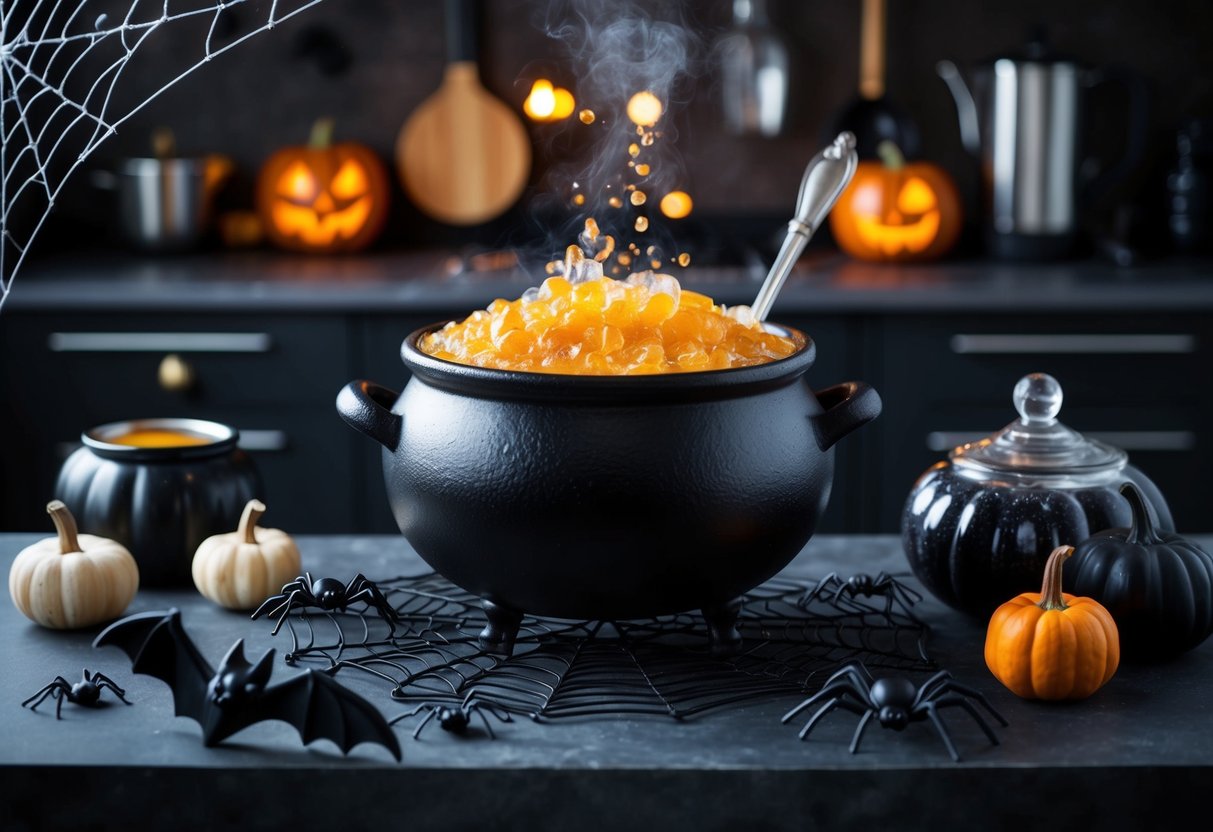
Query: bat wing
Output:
[[94, 608, 215, 727], [235, 670, 402, 761]]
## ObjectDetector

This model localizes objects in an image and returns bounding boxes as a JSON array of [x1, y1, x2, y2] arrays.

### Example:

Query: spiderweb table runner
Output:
[[265, 570, 934, 734]]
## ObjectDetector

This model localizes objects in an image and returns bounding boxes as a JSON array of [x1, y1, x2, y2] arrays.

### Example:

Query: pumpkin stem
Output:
[[1121, 482, 1161, 545], [46, 500, 82, 554], [876, 140, 906, 171], [238, 499, 267, 545], [1037, 545, 1074, 611], [308, 118, 335, 150]]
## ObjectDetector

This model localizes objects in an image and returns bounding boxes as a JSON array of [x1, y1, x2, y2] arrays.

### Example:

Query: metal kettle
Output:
[[937, 34, 1148, 260]]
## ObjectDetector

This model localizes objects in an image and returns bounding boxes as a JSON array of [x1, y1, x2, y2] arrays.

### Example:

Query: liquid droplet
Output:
[[579, 109, 595, 124], [608, 196, 623, 208], [626, 91, 664, 127], [635, 163, 651, 176], [641, 132, 655, 147], [677, 252, 691, 267], [635, 216, 649, 232], [630, 191, 647, 206], [628, 143, 640, 158], [572, 193, 586, 206]]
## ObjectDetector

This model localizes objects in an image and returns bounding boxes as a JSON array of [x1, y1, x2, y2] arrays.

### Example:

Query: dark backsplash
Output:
[[39, 0, 1213, 257]]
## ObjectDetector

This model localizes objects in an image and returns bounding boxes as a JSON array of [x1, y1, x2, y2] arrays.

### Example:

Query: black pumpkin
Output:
[[901, 462, 1172, 618], [1065, 481, 1213, 660], [55, 420, 262, 587]]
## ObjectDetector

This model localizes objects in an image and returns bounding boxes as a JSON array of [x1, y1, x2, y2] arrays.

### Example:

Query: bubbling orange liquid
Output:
[[420, 270, 800, 375], [109, 429, 213, 448]]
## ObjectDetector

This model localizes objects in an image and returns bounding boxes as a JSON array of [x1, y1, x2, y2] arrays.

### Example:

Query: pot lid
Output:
[[951, 373, 1126, 476]]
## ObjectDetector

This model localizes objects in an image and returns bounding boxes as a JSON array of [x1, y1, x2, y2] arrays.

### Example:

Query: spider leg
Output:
[[929, 681, 1008, 726], [921, 703, 962, 762], [388, 702, 435, 726], [346, 586, 400, 633], [929, 696, 1001, 746], [93, 675, 131, 705], [800, 572, 838, 605], [472, 707, 497, 740], [797, 697, 867, 741], [411, 708, 439, 740], [56, 689, 66, 720], [911, 670, 954, 708], [21, 681, 65, 711], [826, 661, 875, 689], [849, 709, 875, 754], [268, 590, 304, 636], [781, 680, 865, 723]]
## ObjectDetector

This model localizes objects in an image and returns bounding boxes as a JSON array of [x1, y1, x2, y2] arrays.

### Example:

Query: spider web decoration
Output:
[[0, 0, 329, 310], [267, 570, 934, 735]]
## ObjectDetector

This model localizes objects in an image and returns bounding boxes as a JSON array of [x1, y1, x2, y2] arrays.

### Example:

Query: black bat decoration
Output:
[[93, 608, 401, 761]]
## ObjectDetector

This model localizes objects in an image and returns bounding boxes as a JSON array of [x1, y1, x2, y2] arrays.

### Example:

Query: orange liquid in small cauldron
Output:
[[109, 429, 213, 448]]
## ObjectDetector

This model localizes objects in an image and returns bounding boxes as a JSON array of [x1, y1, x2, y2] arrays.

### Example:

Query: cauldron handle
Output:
[[810, 381, 882, 451], [336, 380, 402, 451]]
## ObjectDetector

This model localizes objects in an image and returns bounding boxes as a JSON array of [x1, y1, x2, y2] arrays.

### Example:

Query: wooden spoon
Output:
[[395, 0, 531, 226]]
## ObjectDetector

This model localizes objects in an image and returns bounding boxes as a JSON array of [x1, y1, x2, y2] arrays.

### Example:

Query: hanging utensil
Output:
[[395, 0, 531, 226], [829, 0, 919, 158], [751, 132, 858, 322]]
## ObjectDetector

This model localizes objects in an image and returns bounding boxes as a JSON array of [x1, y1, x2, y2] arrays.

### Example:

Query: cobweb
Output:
[[0, 0, 329, 311], [263, 570, 934, 736]]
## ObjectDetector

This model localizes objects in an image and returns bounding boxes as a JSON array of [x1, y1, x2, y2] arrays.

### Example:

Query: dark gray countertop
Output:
[[8, 250, 1213, 314], [3, 532, 1213, 831]]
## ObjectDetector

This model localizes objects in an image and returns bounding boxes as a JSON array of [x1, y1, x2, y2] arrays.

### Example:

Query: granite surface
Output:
[[8, 251, 1213, 314], [2, 533, 1212, 831]]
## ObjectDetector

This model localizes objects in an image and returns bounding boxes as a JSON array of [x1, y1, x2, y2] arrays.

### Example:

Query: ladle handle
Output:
[[752, 132, 858, 321]]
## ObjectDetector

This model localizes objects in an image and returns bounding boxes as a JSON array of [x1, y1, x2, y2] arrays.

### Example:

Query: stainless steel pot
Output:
[[94, 157, 212, 251]]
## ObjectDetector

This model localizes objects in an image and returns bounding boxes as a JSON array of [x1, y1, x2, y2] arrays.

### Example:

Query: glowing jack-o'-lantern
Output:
[[257, 119, 390, 254], [829, 141, 962, 262]]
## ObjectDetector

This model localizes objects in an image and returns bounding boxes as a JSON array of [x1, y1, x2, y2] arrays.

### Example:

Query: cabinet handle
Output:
[[927, 430, 1196, 453], [237, 430, 289, 452], [158, 354, 195, 392], [949, 334, 1196, 354], [49, 332, 273, 352]]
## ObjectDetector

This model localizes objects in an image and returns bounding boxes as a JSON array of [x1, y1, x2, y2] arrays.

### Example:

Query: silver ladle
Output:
[[751, 132, 858, 322]]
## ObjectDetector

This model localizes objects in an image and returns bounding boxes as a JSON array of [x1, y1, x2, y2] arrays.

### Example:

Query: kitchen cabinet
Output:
[[2, 255, 1211, 536]]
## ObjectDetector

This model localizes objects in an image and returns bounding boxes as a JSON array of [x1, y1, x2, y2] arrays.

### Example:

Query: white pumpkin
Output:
[[192, 499, 301, 610], [9, 501, 140, 629]]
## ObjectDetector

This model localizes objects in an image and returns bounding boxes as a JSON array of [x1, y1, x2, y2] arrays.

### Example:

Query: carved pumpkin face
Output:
[[830, 145, 962, 262], [257, 121, 390, 254]]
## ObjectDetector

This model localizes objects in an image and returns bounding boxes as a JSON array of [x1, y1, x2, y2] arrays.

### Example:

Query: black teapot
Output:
[[902, 373, 1171, 617]]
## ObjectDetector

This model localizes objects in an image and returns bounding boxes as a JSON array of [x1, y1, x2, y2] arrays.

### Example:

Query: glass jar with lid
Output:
[[901, 372, 1172, 617]]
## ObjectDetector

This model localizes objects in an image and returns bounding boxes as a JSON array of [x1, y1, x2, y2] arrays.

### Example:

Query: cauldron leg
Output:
[[701, 599, 743, 656], [478, 599, 524, 656]]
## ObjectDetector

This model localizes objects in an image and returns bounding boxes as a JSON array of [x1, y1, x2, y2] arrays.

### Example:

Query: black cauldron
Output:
[[338, 323, 880, 654]]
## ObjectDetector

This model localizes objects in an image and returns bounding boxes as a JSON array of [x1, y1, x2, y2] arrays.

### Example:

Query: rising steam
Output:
[[530, 0, 703, 271]]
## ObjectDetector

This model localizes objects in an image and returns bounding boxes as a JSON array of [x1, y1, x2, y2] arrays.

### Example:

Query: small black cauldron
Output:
[[338, 323, 880, 654], [55, 418, 262, 587]]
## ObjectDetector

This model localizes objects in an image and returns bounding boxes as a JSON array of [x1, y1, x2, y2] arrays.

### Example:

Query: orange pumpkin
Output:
[[985, 545, 1120, 700], [829, 141, 962, 262], [257, 119, 390, 253]]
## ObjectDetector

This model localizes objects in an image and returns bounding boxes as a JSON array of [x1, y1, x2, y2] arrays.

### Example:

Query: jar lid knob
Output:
[[1014, 372, 1063, 425]]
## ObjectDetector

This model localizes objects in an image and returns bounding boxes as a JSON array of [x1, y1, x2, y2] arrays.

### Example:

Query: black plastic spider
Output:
[[800, 571, 924, 620], [252, 572, 400, 635], [391, 693, 514, 740], [22, 668, 131, 719], [781, 662, 1007, 762]]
